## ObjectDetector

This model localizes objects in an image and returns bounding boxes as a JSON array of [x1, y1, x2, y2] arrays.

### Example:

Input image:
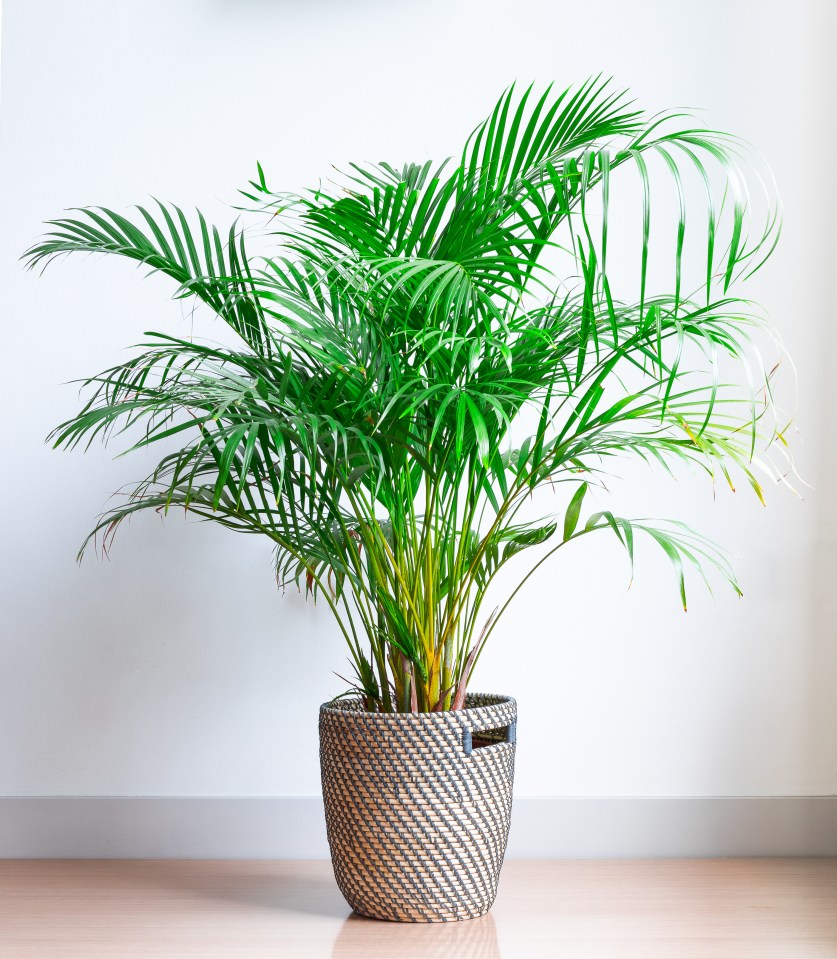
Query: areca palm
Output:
[[28, 79, 788, 712]]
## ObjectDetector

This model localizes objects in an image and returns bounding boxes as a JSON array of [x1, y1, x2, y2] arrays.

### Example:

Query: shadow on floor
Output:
[[136, 863, 352, 919]]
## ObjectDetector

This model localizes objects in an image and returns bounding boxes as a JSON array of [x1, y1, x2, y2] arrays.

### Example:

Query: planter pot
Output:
[[319, 693, 517, 922]]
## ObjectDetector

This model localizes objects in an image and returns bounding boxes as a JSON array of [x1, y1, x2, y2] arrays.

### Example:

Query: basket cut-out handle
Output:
[[462, 721, 516, 756]]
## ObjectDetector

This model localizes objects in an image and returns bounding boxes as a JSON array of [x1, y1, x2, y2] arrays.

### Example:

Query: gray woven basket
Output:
[[319, 693, 517, 922]]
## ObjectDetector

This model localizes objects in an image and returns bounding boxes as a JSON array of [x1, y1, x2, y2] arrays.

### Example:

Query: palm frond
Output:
[[31, 79, 789, 712]]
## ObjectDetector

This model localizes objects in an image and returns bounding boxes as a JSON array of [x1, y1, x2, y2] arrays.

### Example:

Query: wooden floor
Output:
[[1, 859, 836, 958]]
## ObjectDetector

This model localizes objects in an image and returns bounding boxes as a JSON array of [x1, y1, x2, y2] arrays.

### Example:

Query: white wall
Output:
[[0, 0, 834, 804]]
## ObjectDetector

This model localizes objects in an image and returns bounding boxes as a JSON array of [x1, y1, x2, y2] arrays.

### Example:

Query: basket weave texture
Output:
[[319, 693, 517, 922]]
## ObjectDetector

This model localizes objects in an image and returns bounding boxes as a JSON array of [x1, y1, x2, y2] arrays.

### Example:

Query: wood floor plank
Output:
[[0, 859, 835, 958]]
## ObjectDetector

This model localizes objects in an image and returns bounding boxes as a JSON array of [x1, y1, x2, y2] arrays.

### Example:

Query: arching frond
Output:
[[29, 79, 789, 712]]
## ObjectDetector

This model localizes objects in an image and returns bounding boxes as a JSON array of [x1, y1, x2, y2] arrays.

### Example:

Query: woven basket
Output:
[[319, 693, 517, 922]]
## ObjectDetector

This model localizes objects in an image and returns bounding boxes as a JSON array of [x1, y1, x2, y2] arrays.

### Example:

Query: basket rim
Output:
[[319, 692, 516, 722]]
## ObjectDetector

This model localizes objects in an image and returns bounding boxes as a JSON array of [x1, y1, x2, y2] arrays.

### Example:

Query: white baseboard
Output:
[[1, 796, 835, 859]]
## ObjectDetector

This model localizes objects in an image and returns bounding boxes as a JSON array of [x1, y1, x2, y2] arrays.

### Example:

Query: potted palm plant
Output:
[[28, 79, 787, 922]]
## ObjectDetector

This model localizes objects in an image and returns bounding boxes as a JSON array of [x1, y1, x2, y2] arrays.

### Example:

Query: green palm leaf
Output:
[[28, 79, 790, 712]]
